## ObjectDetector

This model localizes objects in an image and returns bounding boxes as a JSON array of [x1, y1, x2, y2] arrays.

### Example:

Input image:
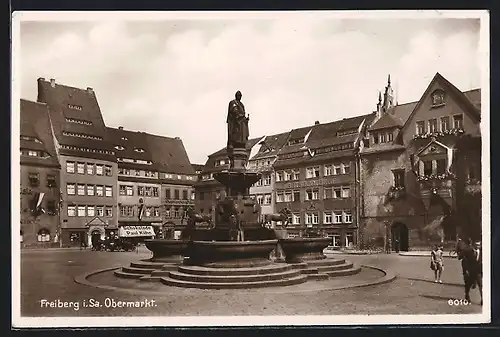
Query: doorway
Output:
[[91, 230, 101, 248], [391, 222, 409, 252]]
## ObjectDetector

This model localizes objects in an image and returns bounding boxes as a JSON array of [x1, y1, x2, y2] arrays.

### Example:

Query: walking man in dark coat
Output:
[[461, 240, 483, 304]]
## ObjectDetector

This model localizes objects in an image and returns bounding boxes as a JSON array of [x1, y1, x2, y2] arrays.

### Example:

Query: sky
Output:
[[18, 14, 482, 165]]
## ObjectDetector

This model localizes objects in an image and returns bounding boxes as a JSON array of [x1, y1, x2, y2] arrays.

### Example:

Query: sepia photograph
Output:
[[11, 10, 490, 327]]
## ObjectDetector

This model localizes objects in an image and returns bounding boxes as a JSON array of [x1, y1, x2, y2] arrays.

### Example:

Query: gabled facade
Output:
[[359, 73, 481, 251], [20, 100, 61, 247], [37, 78, 118, 247]]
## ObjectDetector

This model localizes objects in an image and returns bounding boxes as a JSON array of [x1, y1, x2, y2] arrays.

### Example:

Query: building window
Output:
[[174, 189, 180, 200], [305, 213, 313, 226], [120, 205, 134, 217], [263, 174, 271, 186], [453, 114, 464, 129], [87, 205, 95, 217], [96, 206, 104, 216], [37, 228, 50, 242], [306, 166, 320, 179], [305, 189, 319, 201], [28, 173, 40, 187], [330, 234, 341, 247], [77, 162, 85, 174], [436, 159, 447, 175], [342, 186, 351, 198], [324, 165, 333, 176], [313, 213, 319, 225], [137, 186, 144, 196], [333, 164, 342, 175], [165, 189, 171, 199], [86, 163, 94, 175], [105, 186, 113, 197], [344, 210, 353, 223], [96, 165, 103, 176], [284, 171, 292, 181], [333, 187, 342, 199], [44, 175, 56, 188], [379, 133, 387, 143], [105, 166, 112, 176], [77, 184, 85, 196], [275, 171, 283, 182], [96, 185, 104, 197], [77, 206, 86, 217], [254, 179, 262, 187], [67, 183, 76, 195], [293, 190, 300, 202], [342, 163, 351, 175], [264, 194, 272, 205], [292, 213, 301, 225], [125, 186, 133, 196], [373, 133, 379, 144], [183, 190, 188, 200], [387, 132, 394, 142], [86, 185, 94, 196], [416, 121, 426, 135], [256, 195, 264, 205], [284, 191, 292, 202], [429, 118, 438, 133], [393, 170, 405, 188], [441, 116, 450, 132], [324, 187, 333, 199], [66, 161, 75, 173], [333, 211, 343, 224], [276, 191, 284, 203], [432, 90, 445, 106], [119, 185, 127, 196], [67, 205, 76, 217], [105, 206, 113, 217], [324, 211, 333, 224], [291, 170, 300, 180], [134, 148, 145, 153]]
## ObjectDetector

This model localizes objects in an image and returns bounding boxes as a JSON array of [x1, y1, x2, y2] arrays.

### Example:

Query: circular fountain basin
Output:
[[186, 239, 278, 268], [145, 239, 189, 262], [279, 237, 332, 263]]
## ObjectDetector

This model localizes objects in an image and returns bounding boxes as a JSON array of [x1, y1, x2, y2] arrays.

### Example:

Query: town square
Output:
[[13, 11, 488, 327]]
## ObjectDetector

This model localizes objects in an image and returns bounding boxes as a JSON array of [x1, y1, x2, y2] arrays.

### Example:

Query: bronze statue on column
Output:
[[226, 91, 249, 169]]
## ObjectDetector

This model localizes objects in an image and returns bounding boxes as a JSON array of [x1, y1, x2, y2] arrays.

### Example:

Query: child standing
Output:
[[431, 244, 444, 283]]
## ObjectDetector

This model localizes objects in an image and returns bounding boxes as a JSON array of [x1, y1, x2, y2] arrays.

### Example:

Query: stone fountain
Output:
[[114, 91, 361, 288]]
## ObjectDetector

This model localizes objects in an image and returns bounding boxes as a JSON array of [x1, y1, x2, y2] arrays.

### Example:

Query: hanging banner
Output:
[[119, 225, 155, 237]]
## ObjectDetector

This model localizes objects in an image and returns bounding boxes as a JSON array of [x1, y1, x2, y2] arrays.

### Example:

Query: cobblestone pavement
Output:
[[18, 249, 483, 317]]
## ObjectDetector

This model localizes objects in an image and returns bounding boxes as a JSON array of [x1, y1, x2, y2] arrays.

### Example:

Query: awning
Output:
[[119, 225, 155, 237]]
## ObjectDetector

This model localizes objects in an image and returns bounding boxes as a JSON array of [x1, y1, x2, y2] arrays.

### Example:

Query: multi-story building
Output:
[[20, 100, 61, 247], [37, 78, 118, 247], [358, 73, 481, 251], [106, 127, 163, 242], [273, 115, 374, 247], [194, 138, 262, 218], [247, 133, 290, 219]]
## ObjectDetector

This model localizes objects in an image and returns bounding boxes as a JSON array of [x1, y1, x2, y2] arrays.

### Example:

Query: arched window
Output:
[[37, 228, 51, 242], [431, 89, 445, 106]]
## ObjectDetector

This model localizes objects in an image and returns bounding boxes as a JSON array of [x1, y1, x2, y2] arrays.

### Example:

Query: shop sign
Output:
[[119, 225, 155, 237], [283, 178, 337, 189]]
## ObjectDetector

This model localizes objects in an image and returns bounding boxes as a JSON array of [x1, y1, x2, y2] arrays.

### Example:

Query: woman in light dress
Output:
[[431, 244, 444, 283]]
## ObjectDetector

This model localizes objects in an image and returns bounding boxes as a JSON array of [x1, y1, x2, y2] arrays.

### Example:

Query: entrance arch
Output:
[[391, 222, 409, 252], [87, 226, 105, 248]]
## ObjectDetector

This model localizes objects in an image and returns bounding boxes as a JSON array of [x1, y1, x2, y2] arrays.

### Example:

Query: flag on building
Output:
[[138, 204, 145, 222], [31, 192, 45, 217]]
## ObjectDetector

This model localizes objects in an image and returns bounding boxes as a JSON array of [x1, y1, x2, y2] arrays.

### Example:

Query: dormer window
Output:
[[114, 145, 125, 151], [431, 90, 445, 106], [121, 137, 128, 141], [134, 148, 145, 153], [68, 104, 82, 111]]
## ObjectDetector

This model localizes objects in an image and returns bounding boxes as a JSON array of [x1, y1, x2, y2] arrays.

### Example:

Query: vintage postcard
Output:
[[11, 10, 490, 328]]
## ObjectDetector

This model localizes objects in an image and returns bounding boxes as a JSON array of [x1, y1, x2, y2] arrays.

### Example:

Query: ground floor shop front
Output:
[[284, 226, 358, 249]]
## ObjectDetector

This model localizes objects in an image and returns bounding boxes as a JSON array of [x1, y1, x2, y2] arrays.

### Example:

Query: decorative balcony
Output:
[[412, 128, 464, 140]]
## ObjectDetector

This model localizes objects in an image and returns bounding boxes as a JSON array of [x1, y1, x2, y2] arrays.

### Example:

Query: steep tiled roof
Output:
[[250, 132, 291, 160], [146, 133, 195, 175], [463, 89, 481, 110], [106, 127, 156, 169], [36, 78, 116, 160], [20, 99, 60, 168]]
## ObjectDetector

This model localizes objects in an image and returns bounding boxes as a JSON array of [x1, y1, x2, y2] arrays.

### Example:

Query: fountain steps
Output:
[[168, 268, 302, 283], [115, 261, 181, 280], [114, 270, 145, 279], [130, 260, 167, 269], [177, 263, 292, 276], [122, 267, 156, 275], [325, 266, 362, 277], [160, 274, 308, 289]]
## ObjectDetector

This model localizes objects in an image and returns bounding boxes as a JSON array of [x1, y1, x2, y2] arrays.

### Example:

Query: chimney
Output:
[[37, 77, 45, 82], [50, 78, 56, 88], [118, 126, 123, 130], [87, 87, 93, 94], [314, 121, 320, 125]]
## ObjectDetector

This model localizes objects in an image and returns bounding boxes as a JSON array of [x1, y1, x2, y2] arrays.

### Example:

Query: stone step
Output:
[[161, 264, 180, 271], [177, 263, 293, 276], [114, 270, 145, 279], [315, 262, 354, 272], [325, 266, 362, 277], [168, 269, 301, 283], [139, 275, 163, 282], [307, 273, 329, 281], [122, 266, 156, 275], [150, 270, 173, 277], [303, 258, 346, 267], [160, 274, 308, 289], [130, 261, 166, 270], [289, 262, 309, 270], [300, 268, 319, 275]]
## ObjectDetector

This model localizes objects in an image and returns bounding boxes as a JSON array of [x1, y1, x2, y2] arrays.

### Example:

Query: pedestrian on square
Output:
[[430, 244, 444, 283]]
